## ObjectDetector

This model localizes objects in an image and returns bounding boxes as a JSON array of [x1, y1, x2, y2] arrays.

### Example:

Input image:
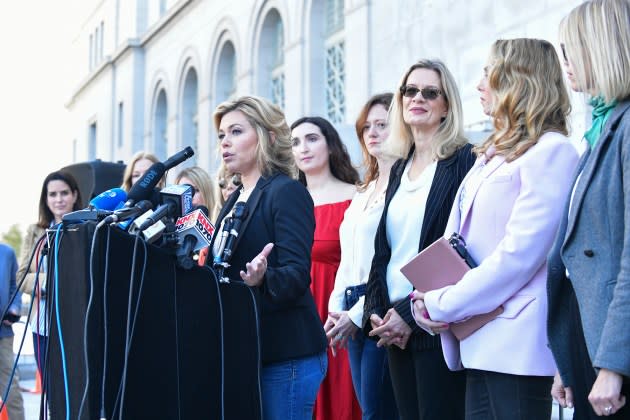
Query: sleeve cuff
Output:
[[393, 297, 418, 330], [348, 296, 364, 327]]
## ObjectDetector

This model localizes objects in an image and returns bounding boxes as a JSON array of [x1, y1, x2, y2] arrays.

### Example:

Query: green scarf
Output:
[[584, 96, 617, 148]]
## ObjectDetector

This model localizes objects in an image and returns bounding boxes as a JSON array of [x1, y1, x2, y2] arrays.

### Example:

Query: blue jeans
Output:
[[261, 351, 327, 420], [348, 333, 398, 419], [345, 283, 398, 419]]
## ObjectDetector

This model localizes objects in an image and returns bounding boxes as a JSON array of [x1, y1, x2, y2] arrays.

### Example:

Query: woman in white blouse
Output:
[[324, 93, 398, 419]]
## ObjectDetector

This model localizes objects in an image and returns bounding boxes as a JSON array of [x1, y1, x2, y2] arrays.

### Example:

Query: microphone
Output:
[[221, 202, 249, 264], [124, 146, 195, 206], [89, 188, 128, 210], [213, 217, 233, 267], [128, 209, 166, 243], [125, 162, 165, 207], [163, 146, 195, 170], [175, 206, 215, 269], [62, 187, 128, 224], [137, 184, 194, 231], [98, 200, 153, 227]]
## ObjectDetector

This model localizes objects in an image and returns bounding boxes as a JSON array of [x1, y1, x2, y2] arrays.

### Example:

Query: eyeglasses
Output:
[[218, 176, 242, 190], [399, 85, 442, 100], [560, 43, 568, 62]]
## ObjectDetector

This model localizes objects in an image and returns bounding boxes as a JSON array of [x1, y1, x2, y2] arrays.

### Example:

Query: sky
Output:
[[0, 1, 87, 236]]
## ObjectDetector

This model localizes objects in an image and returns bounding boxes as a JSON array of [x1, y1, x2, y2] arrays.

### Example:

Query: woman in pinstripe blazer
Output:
[[362, 59, 475, 420]]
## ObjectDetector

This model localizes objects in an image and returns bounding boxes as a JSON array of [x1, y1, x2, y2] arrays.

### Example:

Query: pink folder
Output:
[[400, 237, 503, 340]]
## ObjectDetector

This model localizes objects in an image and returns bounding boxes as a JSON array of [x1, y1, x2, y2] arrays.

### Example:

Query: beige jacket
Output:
[[16, 224, 46, 296]]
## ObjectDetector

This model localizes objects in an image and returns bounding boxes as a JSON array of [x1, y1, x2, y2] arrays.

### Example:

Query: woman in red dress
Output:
[[291, 116, 362, 420]]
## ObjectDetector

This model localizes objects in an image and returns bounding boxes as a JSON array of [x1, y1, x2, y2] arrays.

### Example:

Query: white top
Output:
[[386, 158, 437, 303], [328, 180, 387, 326], [31, 255, 48, 336]]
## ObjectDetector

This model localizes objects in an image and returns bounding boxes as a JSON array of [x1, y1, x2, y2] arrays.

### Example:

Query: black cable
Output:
[[49, 226, 70, 419], [0, 245, 44, 414], [42, 228, 66, 419], [212, 269, 225, 420], [78, 222, 105, 419], [173, 265, 182, 420], [232, 281, 263, 418], [100, 227, 112, 420], [111, 234, 148, 418]]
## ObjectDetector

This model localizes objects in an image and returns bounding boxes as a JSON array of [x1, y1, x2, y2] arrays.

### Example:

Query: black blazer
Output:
[[362, 143, 475, 350], [210, 172, 327, 365]]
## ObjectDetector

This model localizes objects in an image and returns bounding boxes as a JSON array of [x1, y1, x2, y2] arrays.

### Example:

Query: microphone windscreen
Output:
[[127, 162, 166, 203], [90, 188, 128, 210]]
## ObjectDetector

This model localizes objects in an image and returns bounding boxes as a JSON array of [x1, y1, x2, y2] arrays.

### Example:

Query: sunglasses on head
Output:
[[400, 85, 442, 100], [560, 43, 568, 62], [218, 176, 242, 189]]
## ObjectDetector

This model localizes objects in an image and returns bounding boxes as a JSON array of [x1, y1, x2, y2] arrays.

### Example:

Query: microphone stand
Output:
[[160, 220, 179, 249]]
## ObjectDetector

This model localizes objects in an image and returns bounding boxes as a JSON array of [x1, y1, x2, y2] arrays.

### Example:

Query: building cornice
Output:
[[66, 0, 194, 109]]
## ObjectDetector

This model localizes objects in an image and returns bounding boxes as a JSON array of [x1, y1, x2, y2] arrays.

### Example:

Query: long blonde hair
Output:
[[560, 0, 630, 102], [213, 96, 296, 179], [121, 151, 162, 191], [386, 59, 467, 160], [475, 39, 571, 162], [175, 166, 219, 220]]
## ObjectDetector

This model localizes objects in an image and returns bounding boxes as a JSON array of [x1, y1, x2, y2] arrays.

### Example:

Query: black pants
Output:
[[566, 289, 630, 419], [465, 369, 552, 420], [387, 344, 465, 420]]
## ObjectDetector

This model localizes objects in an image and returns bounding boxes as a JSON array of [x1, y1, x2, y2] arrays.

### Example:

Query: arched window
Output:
[[181, 68, 198, 165], [325, 0, 345, 123], [153, 89, 168, 160], [216, 40, 236, 104], [257, 10, 284, 109]]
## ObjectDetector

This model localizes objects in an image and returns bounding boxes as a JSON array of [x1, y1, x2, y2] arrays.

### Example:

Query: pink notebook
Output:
[[400, 237, 503, 340]]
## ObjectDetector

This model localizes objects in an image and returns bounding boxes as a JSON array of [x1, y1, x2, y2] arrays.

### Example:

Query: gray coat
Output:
[[548, 100, 630, 385]]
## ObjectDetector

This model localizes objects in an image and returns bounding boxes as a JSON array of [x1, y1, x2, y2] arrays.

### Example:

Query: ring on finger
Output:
[[604, 406, 613, 415]]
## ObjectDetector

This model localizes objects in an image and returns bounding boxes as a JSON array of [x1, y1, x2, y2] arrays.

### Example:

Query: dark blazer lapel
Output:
[[565, 101, 630, 242], [235, 175, 271, 241], [418, 159, 452, 249], [209, 174, 273, 251], [210, 189, 239, 250]]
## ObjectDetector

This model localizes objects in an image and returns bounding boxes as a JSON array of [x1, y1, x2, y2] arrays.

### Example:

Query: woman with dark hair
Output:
[[291, 116, 361, 420], [17, 170, 82, 383], [325, 93, 399, 419]]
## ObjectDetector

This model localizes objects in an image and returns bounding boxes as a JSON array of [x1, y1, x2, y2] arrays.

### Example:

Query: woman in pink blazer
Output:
[[411, 38, 579, 419]]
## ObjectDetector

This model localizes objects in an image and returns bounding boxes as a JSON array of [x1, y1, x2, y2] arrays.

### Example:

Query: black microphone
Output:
[[125, 146, 195, 206], [221, 202, 249, 264], [125, 162, 166, 207], [137, 184, 194, 231], [163, 146, 194, 170], [98, 200, 153, 227]]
